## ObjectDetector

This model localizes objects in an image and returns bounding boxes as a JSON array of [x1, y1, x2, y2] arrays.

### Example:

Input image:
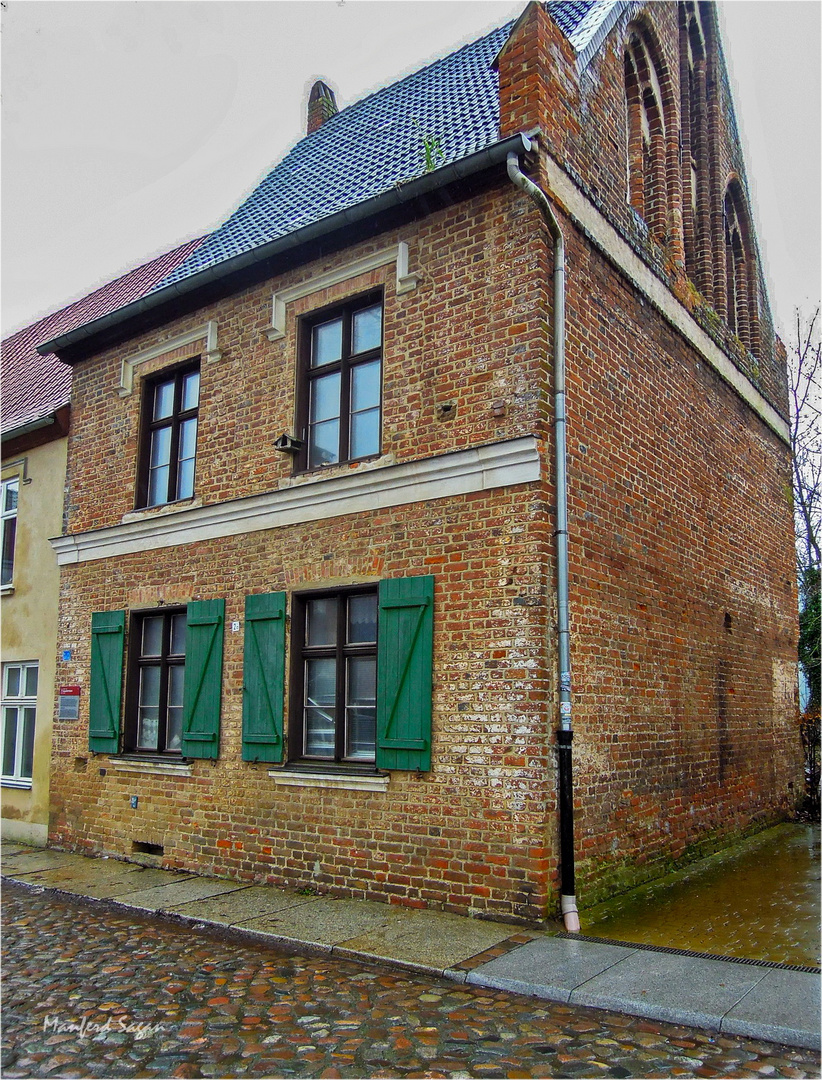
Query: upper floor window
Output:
[[680, 2, 708, 287], [299, 294, 382, 470], [624, 28, 669, 243], [2, 661, 37, 787], [1, 477, 19, 588], [137, 363, 200, 508], [126, 609, 187, 754]]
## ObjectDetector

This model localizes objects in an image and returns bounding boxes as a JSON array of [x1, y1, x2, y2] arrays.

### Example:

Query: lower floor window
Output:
[[126, 610, 186, 753], [292, 588, 378, 762], [2, 662, 37, 785]]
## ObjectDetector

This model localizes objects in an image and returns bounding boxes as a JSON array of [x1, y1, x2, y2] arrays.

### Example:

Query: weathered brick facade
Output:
[[46, 1, 801, 921]]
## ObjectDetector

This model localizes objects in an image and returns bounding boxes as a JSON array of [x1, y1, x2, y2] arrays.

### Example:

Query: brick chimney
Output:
[[307, 80, 338, 134]]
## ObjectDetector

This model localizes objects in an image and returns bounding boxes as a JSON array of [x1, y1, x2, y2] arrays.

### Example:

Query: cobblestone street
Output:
[[3, 883, 819, 1079]]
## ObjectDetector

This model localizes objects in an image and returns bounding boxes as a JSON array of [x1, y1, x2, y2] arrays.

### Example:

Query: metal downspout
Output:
[[507, 149, 580, 933]]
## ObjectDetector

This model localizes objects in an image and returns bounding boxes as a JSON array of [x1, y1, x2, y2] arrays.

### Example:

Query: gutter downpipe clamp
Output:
[[506, 146, 580, 934]]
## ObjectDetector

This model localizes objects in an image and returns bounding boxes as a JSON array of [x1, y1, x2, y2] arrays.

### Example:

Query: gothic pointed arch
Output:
[[679, 1, 712, 294], [723, 179, 759, 357], [624, 21, 676, 246]]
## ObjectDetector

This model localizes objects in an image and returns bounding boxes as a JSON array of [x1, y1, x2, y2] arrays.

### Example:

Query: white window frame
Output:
[[2, 661, 38, 788], [1, 476, 19, 590]]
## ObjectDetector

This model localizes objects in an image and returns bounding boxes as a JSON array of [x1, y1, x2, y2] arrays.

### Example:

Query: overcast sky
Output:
[[1, 1, 819, 343]]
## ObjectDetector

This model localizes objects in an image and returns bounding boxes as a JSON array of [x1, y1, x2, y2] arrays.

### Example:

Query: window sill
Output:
[[110, 756, 193, 777], [281, 453, 395, 489], [121, 497, 201, 525], [1, 584, 14, 596], [268, 767, 389, 792], [2, 778, 32, 789]]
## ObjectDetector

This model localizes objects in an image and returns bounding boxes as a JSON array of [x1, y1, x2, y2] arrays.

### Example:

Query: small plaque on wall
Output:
[[58, 686, 81, 720]]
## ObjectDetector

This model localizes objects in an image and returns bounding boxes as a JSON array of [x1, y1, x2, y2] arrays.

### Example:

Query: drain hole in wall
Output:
[[132, 842, 164, 856]]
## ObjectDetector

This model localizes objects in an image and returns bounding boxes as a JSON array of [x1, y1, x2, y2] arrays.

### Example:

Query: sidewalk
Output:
[[2, 841, 819, 1052]]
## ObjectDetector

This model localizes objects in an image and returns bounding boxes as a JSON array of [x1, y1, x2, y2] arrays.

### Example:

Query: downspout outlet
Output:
[[561, 893, 580, 933]]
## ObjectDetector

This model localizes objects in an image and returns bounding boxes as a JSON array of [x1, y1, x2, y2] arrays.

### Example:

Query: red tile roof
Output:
[[1, 239, 203, 436]]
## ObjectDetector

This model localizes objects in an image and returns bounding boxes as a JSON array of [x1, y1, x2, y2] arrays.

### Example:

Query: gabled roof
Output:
[[2, 239, 203, 437], [154, 1, 611, 294], [39, 2, 615, 359]]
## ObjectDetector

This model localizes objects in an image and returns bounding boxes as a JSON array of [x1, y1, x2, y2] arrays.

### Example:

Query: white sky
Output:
[[1, 1, 820, 342]]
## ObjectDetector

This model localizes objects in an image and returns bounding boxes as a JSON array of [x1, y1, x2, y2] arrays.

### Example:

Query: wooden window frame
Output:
[[1, 477, 19, 588], [136, 360, 200, 509], [124, 608, 187, 755], [289, 585, 379, 765], [295, 291, 383, 473], [1, 661, 37, 786]]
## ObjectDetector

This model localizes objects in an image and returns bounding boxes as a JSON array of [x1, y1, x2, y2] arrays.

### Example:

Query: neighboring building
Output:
[[39, 1, 801, 922], [1, 241, 202, 845]]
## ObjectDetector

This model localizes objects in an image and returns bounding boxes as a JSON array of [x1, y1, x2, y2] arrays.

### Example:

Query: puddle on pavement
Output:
[[580, 822, 820, 966]]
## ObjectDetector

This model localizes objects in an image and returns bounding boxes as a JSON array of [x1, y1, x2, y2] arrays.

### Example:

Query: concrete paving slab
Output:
[[722, 966, 822, 1051], [0, 842, 32, 856], [569, 950, 769, 1029], [3, 858, 140, 889], [77, 868, 196, 899], [340, 909, 517, 971], [239, 896, 394, 945], [467, 935, 634, 1001], [2, 850, 86, 875], [169, 885, 314, 924], [112, 878, 246, 912]]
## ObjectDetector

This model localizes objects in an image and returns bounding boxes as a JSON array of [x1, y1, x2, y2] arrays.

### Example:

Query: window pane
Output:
[[1, 517, 16, 586], [352, 304, 382, 354], [304, 709, 335, 757], [182, 371, 200, 411], [23, 666, 38, 698], [311, 318, 343, 368], [306, 657, 336, 706], [348, 594, 377, 643], [153, 380, 175, 421], [310, 372, 341, 423], [20, 707, 35, 779], [307, 598, 337, 646], [141, 618, 164, 658], [6, 666, 21, 698], [350, 408, 380, 459], [4, 480, 18, 513], [137, 709, 159, 751], [166, 666, 184, 753], [139, 665, 161, 709], [347, 657, 376, 706], [309, 419, 340, 467], [3, 708, 18, 775], [170, 614, 187, 657], [176, 417, 197, 500], [346, 708, 376, 760], [351, 359, 380, 412], [178, 417, 198, 461], [150, 426, 172, 468]]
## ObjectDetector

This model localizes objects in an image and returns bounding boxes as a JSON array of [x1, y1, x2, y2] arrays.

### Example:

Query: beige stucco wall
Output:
[[1, 435, 67, 845]]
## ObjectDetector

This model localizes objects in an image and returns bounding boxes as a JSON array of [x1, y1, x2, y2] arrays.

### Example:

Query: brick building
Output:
[[40, 1, 801, 924]]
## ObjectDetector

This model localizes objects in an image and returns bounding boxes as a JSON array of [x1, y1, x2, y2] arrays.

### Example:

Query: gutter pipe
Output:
[[506, 147, 580, 933]]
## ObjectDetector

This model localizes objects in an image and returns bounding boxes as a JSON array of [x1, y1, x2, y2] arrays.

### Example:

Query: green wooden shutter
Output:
[[376, 575, 434, 771], [89, 610, 125, 754], [181, 598, 225, 760], [242, 592, 286, 763]]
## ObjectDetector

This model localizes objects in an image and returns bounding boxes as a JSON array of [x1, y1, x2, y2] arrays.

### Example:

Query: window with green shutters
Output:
[[285, 576, 433, 771], [89, 601, 225, 760]]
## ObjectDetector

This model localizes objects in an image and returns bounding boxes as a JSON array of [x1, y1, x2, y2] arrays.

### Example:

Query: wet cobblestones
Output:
[[2, 882, 819, 1079]]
